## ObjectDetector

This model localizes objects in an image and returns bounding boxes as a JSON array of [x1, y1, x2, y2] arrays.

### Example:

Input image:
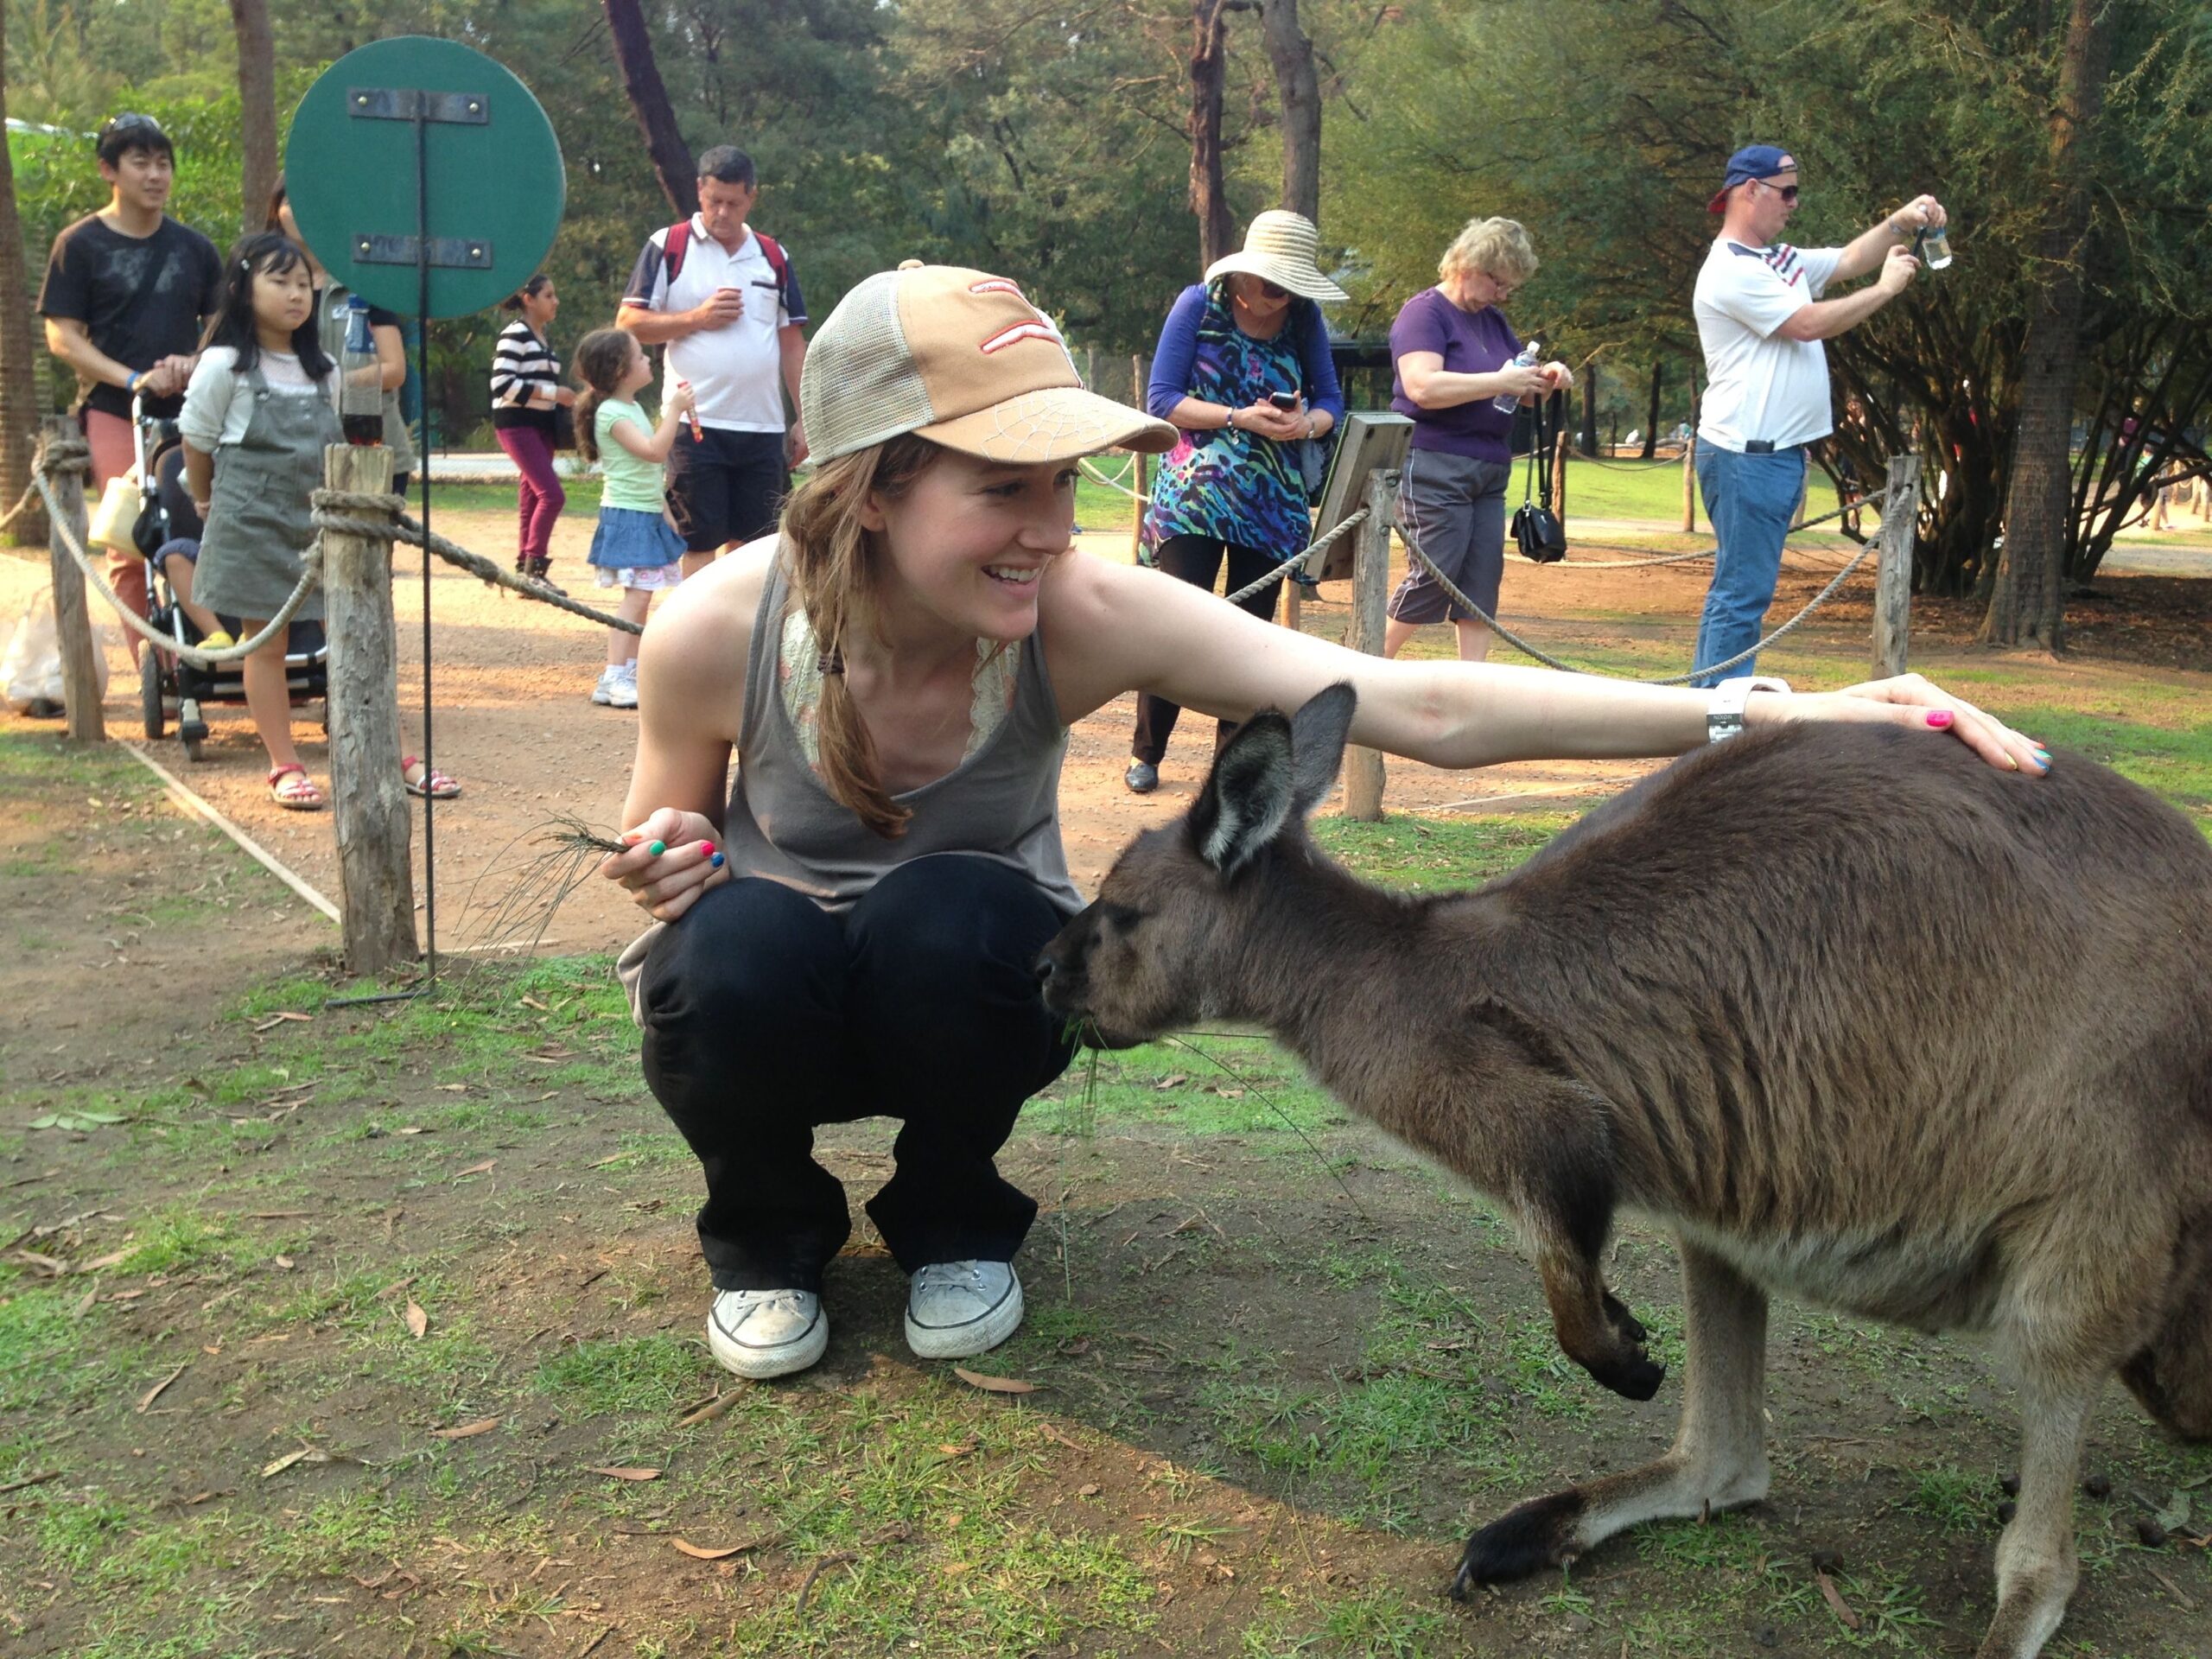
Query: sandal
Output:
[[268, 763, 326, 810], [403, 754, 461, 798]]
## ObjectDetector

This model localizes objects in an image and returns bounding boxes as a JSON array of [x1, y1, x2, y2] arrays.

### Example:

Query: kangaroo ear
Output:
[[1188, 710, 1296, 876], [1288, 682, 1356, 817]]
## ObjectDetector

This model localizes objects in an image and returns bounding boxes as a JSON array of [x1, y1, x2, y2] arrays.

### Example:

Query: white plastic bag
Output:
[[3, 586, 111, 715]]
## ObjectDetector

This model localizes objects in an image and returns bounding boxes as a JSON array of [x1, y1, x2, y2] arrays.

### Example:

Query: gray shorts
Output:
[[1388, 448, 1512, 625]]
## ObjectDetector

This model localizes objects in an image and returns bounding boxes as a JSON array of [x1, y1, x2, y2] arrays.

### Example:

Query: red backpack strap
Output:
[[753, 232, 788, 289], [662, 220, 692, 288]]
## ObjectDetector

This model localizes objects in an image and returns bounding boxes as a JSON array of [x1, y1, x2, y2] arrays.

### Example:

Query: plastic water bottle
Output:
[[340, 297, 383, 446], [1920, 224, 1953, 270], [1492, 340, 1541, 413]]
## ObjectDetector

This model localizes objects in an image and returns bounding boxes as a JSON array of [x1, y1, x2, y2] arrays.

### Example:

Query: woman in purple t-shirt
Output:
[[1385, 219, 1572, 662]]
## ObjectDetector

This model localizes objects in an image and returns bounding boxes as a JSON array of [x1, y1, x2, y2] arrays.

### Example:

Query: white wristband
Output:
[[1707, 675, 1790, 743]]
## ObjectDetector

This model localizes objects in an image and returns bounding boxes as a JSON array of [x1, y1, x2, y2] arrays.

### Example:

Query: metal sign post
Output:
[[285, 39, 564, 986]]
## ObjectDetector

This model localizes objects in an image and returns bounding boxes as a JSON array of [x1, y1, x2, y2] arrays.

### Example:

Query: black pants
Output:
[[1130, 533, 1281, 766], [636, 855, 1078, 1293]]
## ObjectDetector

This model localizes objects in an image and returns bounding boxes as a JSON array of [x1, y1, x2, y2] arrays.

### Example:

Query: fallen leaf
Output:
[[1153, 1074, 1188, 1091], [1079, 1482, 1102, 1497], [519, 995, 550, 1011], [454, 1160, 496, 1179], [261, 1446, 334, 1478], [76, 1248, 130, 1274], [247, 1210, 312, 1220], [396, 1125, 429, 1135], [952, 1366, 1039, 1395], [1816, 1570, 1862, 1631], [5, 1249, 68, 1275], [588, 1154, 625, 1168], [584, 1465, 662, 1482], [436, 1084, 468, 1093], [671, 1537, 753, 1560], [429, 1418, 501, 1440], [137, 1362, 188, 1413], [937, 1442, 976, 1459], [1037, 1421, 1085, 1450], [404, 1300, 429, 1338]]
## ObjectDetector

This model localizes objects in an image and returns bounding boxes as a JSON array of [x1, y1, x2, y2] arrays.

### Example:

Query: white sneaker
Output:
[[607, 661, 639, 709], [905, 1261, 1024, 1360], [590, 665, 622, 707], [707, 1287, 827, 1380]]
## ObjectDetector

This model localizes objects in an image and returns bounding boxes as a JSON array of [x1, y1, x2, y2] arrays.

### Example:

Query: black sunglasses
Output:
[[1257, 279, 1289, 300], [1757, 180, 1801, 204]]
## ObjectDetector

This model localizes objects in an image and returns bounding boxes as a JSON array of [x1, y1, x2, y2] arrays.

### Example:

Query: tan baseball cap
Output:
[[800, 263, 1178, 464]]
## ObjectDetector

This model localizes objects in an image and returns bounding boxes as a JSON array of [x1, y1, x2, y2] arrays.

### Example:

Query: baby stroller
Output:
[[128, 394, 328, 761]]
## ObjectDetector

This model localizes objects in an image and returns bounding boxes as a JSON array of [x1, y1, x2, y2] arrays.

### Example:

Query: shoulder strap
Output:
[[662, 220, 691, 286], [753, 232, 787, 283], [1523, 394, 1552, 505]]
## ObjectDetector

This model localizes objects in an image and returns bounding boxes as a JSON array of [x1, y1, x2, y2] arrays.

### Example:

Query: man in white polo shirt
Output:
[[1690, 143, 1946, 684], [619, 146, 810, 575]]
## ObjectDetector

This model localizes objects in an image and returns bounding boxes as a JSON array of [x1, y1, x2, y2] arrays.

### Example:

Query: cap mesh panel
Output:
[[801, 272, 938, 460]]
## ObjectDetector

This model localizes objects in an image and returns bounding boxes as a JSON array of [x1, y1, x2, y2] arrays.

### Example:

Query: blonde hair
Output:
[[775, 434, 941, 838], [1439, 217, 1539, 287]]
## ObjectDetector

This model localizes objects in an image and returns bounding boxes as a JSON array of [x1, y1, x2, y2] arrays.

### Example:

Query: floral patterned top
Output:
[[1142, 283, 1324, 562]]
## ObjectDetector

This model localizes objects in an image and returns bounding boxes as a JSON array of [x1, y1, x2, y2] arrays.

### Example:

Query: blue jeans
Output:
[[1691, 440, 1808, 686]]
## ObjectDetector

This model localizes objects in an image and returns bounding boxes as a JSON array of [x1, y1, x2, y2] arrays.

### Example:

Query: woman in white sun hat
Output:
[[595, 260, 2049, 1386], [1125, 210, 1347, 795]]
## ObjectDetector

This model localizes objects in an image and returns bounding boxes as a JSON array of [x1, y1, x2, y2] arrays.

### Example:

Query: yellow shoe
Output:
[[198, 629, 235, 652]]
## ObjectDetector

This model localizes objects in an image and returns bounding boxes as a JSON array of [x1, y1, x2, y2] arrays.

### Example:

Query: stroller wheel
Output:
[[140, 645, 166, 741]]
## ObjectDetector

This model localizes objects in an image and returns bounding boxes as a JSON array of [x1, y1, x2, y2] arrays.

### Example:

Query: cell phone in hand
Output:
[[1268, 391, 1300, 411]]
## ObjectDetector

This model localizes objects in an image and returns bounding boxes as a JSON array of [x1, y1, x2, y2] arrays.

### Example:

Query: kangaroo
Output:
[[1036, 684, 2212, 1659]]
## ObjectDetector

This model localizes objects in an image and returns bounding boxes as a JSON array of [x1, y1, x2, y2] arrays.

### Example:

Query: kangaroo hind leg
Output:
[[1457, 1240, 1769, 1593]]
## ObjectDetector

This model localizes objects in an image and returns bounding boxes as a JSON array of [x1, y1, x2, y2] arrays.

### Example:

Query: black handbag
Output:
[[1511, 397, 1567, 563]]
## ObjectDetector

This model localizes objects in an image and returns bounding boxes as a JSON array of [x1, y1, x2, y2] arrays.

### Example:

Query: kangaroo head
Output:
[[1038, 683, 1356, 1046]]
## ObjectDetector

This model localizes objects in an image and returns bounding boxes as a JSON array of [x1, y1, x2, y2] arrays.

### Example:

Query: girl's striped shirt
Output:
[[490, 319, 562, 431]]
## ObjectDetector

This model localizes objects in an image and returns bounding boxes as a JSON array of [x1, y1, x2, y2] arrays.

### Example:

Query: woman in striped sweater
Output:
[[491, 274, 576, 589]]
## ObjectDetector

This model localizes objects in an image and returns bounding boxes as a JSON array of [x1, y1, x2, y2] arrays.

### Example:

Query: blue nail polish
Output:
[[709, 852, 725, 868]]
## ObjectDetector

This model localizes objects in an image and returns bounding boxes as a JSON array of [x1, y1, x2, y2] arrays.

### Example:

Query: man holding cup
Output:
[[618, 146, 810, 577], [1688, 144, 1945, 684]]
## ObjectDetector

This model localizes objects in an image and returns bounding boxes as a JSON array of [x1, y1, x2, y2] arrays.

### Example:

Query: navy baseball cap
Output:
[[1707, 144, 1796, 213]]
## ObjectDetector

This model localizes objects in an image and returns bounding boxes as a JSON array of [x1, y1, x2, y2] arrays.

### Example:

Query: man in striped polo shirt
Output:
[[618, 146, 809, 575], [1690, 144, 1946, 685]]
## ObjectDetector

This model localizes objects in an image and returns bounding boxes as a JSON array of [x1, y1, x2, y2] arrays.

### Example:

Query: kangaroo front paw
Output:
[[1602, 1289, 1648, 1345], [1452, 1490, 1587, 1597]]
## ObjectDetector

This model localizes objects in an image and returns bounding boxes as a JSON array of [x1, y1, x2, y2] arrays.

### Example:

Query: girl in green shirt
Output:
[[575, 328, 698, 709]]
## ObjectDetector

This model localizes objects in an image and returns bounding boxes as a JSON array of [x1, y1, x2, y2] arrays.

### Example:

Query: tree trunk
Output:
[[1643, 359, 1662, 460], [229, 0, 278, 237], [1578, 360, 1599, 456], [1979, 0, 2110, 649], [1259, 0, 1319, 222], [0, 0, 48, 546], [602, 0, 698, 219], [1189, 0, 1237, 270]]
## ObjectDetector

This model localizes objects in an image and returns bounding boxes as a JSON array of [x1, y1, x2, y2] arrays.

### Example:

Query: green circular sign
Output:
[[283, 36, 565, 319]]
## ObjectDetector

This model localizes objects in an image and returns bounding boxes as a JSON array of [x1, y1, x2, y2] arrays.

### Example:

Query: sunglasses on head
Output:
[[100, 112, 162, 142]]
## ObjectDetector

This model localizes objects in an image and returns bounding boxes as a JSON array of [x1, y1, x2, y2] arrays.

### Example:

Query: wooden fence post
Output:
[[1681, 436, 1697, 531], [321, 443, 418, 975], [1340, 467, 1398, 820], [1871, 454, 1922, 680], [1128, 353, 1149, 562], [1551, 427, 1569, 518], [42, 418, 105, 742]]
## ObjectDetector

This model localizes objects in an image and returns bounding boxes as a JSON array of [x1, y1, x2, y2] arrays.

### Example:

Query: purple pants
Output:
[[496, 424, 566, 565]]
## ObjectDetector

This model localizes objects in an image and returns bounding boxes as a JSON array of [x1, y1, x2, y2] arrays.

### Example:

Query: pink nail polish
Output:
[[1925, 709, 1954, 729], [698, 841, 716, 858]]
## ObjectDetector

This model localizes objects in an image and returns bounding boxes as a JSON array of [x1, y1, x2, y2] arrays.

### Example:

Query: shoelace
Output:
[[727, 1288, 810, 1323], [912, 1262, 988, 1294]]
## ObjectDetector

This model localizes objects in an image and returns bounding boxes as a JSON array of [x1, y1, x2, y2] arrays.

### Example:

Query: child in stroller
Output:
[[127, 392, 328, 765]]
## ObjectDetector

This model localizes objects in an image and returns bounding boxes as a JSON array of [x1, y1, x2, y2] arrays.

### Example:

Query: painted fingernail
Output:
[[1925, 709, 1953, 729], [709, 852, 725, 868], [646, 840, 666, 856], [698, 841, 716, 857]]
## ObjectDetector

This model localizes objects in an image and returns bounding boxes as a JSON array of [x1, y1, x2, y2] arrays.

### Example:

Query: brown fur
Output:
[[1037, 686, 2212, 1659]]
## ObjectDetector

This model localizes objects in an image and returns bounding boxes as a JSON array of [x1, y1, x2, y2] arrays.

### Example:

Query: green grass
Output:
[[1553, 452, 1839, 525]]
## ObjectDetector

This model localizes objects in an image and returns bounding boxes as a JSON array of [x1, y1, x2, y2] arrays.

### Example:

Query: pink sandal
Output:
[[403, 755, 461, 798], [268, 764, 326, 810]]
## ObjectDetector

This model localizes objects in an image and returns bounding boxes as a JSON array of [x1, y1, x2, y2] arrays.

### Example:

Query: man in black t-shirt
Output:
[[36, 113, 223, 638]]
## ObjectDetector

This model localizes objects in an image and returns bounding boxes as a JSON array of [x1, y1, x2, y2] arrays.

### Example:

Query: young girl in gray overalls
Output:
[[178, 233, 341, 809]]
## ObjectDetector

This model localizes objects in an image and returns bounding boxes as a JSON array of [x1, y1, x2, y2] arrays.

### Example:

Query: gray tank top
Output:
[[719, 553, 1081, 916], [616, 555, 1080, 1021]]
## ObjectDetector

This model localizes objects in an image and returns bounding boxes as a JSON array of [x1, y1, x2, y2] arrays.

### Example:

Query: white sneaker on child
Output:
[[590, 664, 622, 707], [607, 661, 639, 709]]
